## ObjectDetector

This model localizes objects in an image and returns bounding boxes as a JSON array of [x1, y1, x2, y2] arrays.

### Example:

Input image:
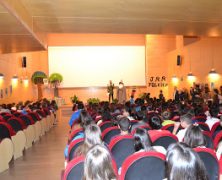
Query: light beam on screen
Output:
[[49, 46, 146, 87]]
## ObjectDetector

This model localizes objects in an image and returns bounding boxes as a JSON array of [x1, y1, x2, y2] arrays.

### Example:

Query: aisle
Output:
[[0, 115, 70, 180]]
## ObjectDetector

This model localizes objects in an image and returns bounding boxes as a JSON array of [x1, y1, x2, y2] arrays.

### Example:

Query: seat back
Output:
[[63, 156, 84, 180], [213, 131, 222, 149], [68, 138, 84, 161], [211, 122, 222, 138], [7, 118, 23, 132], [161, 124, 182, 134], [197, 122, 210, 132], [68, 128, 83, 143], [131, 125, 151, 134], [203, 131, 213, 149], [194, 148, 219, 180], [193, 115, 206, 123], [130, 120, 139, 126], [2, 114, 13, 121], [28, 113, 38, 122], [19, 115, 35, 126], [151, 131, 178, 149], [109, 135, 135, 169], [36, 110, 46, 118], [99, 121, 114, 132], [12, 112, 22, 117], [102, 127, 120, 144], [0, 122, 15, 140], [120, 151, 166, 180]]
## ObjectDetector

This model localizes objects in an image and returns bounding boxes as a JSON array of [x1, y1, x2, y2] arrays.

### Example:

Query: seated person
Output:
[[183, 124, 206, 148], [134, 128, 166, 154], [172, 113, 193, 142], [166, 143, 208, 180], [122, 107, 135, 121], [69, 101, 84, 127], [161, 111, 175, 126], [83, 144, 117, 180], [205, 107, 220, 130], [97, 107, 112, 125], [74, 124, 103, 157], [149, 114, 162, 130], [131, 111, 149, 132], [64, 110, 93, 159], [117, 116, 131, 136]]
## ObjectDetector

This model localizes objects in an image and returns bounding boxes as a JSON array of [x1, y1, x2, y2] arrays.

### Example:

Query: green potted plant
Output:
[[31, 71, 47, 100], [87, 98, 100, 105], [49, 73, 63, 97], [70, 95, 79, 104]]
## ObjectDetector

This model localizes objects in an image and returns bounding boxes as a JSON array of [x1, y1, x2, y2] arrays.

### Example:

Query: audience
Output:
[[61, 84, 222, 179], [83, 144, 117, 180], [166, 143, 208, 180], [173, 113, 193, 142]]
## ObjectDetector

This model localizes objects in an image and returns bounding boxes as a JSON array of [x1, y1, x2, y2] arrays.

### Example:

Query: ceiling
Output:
[[1, 0, 222, 53]]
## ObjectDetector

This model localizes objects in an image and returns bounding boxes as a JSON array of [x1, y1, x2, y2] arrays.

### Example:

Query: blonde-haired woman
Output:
[[83, 144, 117, 180], [74, 124, 102, 157]]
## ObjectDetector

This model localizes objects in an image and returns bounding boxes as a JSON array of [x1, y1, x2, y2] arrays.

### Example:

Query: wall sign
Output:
[[148, 76, 168, 87]]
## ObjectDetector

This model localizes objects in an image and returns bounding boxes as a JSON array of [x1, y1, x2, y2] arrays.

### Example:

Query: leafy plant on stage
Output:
[[49, 73, 63, 98], [31, 71, 47, 100], [70, 95, 79, 104], [87, 98, 100, 105]]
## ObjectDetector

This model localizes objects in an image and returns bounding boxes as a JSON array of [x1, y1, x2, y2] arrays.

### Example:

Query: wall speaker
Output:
[[177, 55, 181, 66], [22, 56, 27, 68]]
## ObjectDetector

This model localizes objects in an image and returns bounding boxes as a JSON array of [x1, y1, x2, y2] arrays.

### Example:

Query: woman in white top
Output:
[[134, 128, 166, 154]]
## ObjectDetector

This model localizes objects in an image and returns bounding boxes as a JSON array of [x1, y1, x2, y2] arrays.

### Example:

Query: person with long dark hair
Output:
[[183, 124, 206, 148], [134, 128, 166, 154], [166, 143, 208, 180]]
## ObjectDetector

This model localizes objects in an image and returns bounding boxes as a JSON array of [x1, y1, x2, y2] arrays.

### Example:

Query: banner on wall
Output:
[[147, 76, 168, 87]]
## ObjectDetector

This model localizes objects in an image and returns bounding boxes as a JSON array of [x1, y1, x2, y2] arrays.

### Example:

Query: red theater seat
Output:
[[99, 121, 115, 132], [102, 127, 120, 144], [211, 122, 222, 138], [203, 131, 214, 149], [19, 115, 35, 126], [194, 148, 219, 180], [131, 125, 151, 134], [68, 138, 84, 161], [197, 122, 210, 132], [0, 122, 15, 140], [214, 131, 222, 149], [109, 135, 135, 169], [68, 128, 83, 143], [149, 130, 178, 149], [63, 156, 84, 180], [120, 151, 166, 180]]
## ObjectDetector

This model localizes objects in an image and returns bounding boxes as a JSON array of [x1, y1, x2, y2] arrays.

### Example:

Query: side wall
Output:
[[0, 51, 49, 104], [167, 37, 222, 99]]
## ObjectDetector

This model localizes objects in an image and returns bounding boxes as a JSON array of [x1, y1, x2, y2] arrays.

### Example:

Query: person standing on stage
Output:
[[107, 80, 114, 103], [117, 81, 127, 104]]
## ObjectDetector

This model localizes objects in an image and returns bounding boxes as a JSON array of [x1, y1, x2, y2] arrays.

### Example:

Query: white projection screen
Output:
[[48, 46, 146, 87]]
